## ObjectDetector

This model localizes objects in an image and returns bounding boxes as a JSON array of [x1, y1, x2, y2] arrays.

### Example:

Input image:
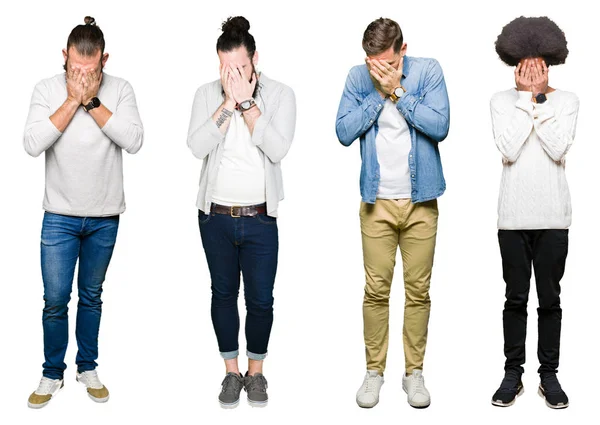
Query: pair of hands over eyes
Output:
[[515, 58, 549, 95], [366, 57, 403, 99], [66, 67, 102, 106], [221, 63, 257, 106]]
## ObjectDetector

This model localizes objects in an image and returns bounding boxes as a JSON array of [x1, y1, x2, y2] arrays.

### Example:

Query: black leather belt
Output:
[[210, 203, 267, 217]]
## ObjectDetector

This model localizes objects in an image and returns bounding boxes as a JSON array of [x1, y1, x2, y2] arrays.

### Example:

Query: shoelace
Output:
[[37, 377, 57, 394], [81, 370, 102, 388], [412, 374, 425, 394], [247, 374, 268, 393], [221, 374, 242, 393], [363, 376, 379, 394]]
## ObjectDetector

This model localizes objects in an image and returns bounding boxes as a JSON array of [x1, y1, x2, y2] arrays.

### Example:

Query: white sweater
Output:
[[490, 89, 579, 229], [23, 73, 144, 217]]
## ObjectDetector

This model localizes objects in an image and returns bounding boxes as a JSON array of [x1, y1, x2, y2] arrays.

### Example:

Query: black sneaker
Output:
[[539, 373, 569, 409], [491, 370, 524, 407], [218, 372, 244, 409], [244, 372, 268, 407]]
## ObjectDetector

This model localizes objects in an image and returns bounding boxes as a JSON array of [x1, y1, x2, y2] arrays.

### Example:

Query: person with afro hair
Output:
[[490, 16, 578, 410]]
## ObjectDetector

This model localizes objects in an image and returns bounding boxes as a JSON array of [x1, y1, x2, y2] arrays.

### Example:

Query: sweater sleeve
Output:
[[532, 96, 579, 162], [23, 81, 62, 157], [490, 91, 534, 163], [251, 85, 296, 163], [187, 85, 225, 160], [101, 80, 144, 154]]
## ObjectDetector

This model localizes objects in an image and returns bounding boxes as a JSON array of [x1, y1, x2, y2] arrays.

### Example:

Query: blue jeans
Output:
[[40, 212, 119, 379], [199, 209, 278, 360]]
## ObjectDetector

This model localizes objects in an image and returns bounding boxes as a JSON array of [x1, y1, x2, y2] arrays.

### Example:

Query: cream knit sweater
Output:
[[491, 89, 579, 229]]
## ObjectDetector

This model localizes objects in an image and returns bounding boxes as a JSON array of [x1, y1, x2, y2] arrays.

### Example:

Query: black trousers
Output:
[[498, 229, 568, 374]]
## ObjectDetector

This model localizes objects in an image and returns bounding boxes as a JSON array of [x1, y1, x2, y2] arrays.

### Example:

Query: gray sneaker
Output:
[[219, 372, 244, 409], [244, 372, 268, 407]]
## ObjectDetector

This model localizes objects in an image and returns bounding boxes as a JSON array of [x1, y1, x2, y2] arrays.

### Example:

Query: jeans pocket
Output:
[[256, 214, 277, 225], [198, 210, 212, 225]]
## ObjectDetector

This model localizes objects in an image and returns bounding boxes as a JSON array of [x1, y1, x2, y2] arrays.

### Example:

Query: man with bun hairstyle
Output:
[[336, 17, 450, 409], [24, 16, 143, 408], [490, 16, 578, 409], [187, 16, 296, 409]]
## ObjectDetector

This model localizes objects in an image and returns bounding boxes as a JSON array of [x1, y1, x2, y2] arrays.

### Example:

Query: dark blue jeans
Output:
[[40, 212, 119, 379], [199, 209, 278, 360]]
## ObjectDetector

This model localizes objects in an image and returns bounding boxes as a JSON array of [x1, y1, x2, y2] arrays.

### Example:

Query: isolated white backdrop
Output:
[[0, 0, 597, 424]]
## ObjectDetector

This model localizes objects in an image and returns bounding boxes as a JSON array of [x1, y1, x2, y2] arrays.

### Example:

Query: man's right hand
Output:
[[66, 67, 84, 105], [515, 60, 532, 92], [220, 64, 236, 108]]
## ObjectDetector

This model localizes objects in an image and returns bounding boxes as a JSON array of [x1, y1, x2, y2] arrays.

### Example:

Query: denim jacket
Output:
[[335, 56, 450, 204]]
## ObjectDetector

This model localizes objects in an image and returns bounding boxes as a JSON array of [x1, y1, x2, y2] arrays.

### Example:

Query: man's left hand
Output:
[[229, 64, 257, 105], [82, 69, 102, 105]]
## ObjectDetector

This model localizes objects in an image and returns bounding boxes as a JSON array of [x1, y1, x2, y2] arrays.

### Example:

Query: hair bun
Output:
[[84, 16, 96, 26], [221, 16, 250, 33]]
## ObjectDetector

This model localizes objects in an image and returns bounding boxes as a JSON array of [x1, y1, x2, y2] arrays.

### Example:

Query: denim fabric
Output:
[[41, 212, 119, 380], [336, 56, 450, 203], [199, 209, 278, 360]]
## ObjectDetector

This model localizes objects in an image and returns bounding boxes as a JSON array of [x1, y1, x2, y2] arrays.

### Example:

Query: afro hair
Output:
[[495, 16, 568, 66]]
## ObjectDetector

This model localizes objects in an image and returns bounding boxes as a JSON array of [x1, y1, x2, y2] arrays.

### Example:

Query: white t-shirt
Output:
[[375, 99, 412, 199], [212, 101, 266, 206]]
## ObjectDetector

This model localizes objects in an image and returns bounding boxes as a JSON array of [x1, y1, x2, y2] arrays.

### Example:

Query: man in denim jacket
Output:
[[336, 17, 449, 409]]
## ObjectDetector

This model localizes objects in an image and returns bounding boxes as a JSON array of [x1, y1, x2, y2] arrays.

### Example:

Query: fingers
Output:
[[369, 68, 383, 83], [228, 65, 240, 83], [515, 62, 521, 78], [542, 60, 548, 76], [371, 59, 390, 76]]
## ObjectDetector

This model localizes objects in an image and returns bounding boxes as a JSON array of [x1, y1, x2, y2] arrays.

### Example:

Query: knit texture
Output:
[[490, 89, 579, 229]]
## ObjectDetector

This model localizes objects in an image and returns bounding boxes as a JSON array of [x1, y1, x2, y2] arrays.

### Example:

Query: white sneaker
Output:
[[76, 370, 110, 403], [28, 376, 64, 409], [402, 370, 430, 408], [356, 370, 384, 408]]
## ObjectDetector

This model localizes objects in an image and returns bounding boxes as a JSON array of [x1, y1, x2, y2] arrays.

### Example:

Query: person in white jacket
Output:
[[490, 16, 578, 410]]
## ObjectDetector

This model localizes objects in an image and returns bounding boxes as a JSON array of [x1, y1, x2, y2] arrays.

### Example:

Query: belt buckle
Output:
[[230, 206, 241, 218]]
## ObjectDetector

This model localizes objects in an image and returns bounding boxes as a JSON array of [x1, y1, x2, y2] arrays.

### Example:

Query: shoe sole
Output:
[[491, 386, 524, 407], [356, 398, 379, 408], [219, 399, 240, 409], [538, 385, 569, 409], [27, 381, 64, 409], [247, 398, 268, 408], [76, 376, 109, 403], [402, 382, 430, 408]]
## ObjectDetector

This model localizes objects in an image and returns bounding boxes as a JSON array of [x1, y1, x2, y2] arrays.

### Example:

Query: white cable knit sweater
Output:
[[490, 89, 579, 229]]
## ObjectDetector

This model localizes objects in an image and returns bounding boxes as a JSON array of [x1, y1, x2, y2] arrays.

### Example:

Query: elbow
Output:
[[431, 117, 450, 142], [23, 134, 43, 157], [125, 128, 144, 154], [335, 124, 354, 147]]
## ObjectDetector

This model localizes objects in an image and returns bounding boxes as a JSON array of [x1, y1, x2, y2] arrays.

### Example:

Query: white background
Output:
[[0, 0, 597, 424]]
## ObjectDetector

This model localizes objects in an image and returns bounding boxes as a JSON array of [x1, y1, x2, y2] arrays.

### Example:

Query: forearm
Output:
[[532, 101, 578, 161], [242, 105, 261, 134], [490, 93, 536, 162], [212, 99, 236, 134], [88, 104, 112, 128], [336, 90, 384, 146], [49, 97, 80, 132], [396, 92, 449, 142]]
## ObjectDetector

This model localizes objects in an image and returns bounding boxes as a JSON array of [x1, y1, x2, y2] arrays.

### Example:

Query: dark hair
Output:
[[495, 16, 568, 66], [216, 16, 256, 58], [67, 16, 105, 56], [362, 18, 403, 56]]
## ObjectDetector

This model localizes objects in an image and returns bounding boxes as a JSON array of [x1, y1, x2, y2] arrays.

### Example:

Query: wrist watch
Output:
[[389, 85, 406, 102], [83, 97, 101, 112], [238, 98, 256, 112], [533, 93, 547, 104]]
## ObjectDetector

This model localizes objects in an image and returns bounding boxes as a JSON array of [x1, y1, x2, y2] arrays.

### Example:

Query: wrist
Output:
[[67, 96, 81, 107], [224, 98, 236, 110]]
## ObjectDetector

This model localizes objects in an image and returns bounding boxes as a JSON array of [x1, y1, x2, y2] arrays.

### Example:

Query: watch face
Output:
[[394, 87, 404, 97], [241, 101, 250, 109], [91, 97, 101, 107], [535, 93, 547, 104]]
